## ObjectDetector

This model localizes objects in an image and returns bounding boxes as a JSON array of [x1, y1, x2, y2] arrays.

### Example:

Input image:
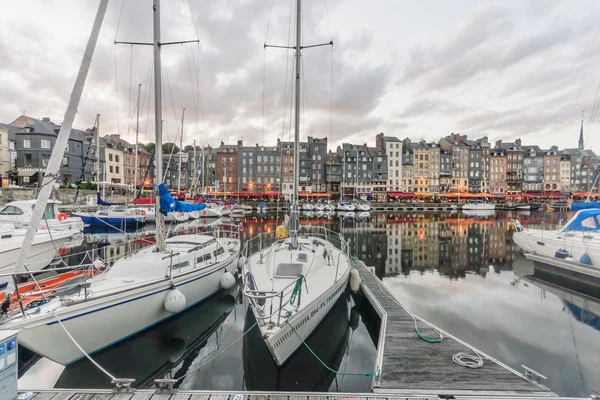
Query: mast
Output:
[[291, 0, 302, 233], [153, 0, 166, 251], [95, 113, 100, 194], [5, 0, 108, 300], [178, 108, 185, 194], [134, 83, 141, 193], [193, 139, 197, 196]]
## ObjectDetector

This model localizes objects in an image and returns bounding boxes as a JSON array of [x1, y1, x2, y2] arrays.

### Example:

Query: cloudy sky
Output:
[[2, 0, 600, 152]]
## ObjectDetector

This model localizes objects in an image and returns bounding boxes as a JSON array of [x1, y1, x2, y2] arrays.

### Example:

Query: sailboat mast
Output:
[[153, 0, 166, 251], [291, 0, 302, 232], [95, 113, 100, 194], [178, 108, 185, 194], [193, 139, 197, 196], [134, 83, 141, 193]]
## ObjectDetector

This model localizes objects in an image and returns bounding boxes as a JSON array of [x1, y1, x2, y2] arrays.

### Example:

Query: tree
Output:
[[139, 142, 155, 154], [183, 145, 195, 153], [162, 142, 180, 154]]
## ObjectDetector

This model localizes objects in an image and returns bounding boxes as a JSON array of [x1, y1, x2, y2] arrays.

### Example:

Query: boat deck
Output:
[[353, 261, 556, 397]]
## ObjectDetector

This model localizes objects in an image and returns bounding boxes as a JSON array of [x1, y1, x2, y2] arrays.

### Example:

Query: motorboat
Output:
[[462, 201, 495, 211], [302, 203, 313, 212], [323, 203, 335, 212], [314, 203, 325, 212], [242, 1, 353, 367], [354, 202, 371, 211], [0, 5, 241, 369], [0, 200, 84, 232], [336, 202, 356, 212], [256, 201, 268, 213], [515, 204, 531, 211], [513, 208, 600, 268], [0, 224, 73, 287]]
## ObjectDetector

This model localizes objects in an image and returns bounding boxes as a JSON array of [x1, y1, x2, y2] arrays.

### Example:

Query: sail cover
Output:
[[570, 201, 600, 211], [97, 192, 125, 206], [158, 183, 206, 215]]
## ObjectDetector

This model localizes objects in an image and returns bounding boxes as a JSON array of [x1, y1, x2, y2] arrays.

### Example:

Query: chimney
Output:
[[42, 117, 51, 123], [515, 138, 522, 147], [237, 140, 243, 148], [495, 140, 502, 149]]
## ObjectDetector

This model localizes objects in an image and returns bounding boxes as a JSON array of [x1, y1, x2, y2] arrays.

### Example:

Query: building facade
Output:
[[385, 137, 402, 192], [542, 146, 560, 191], [522, 146, 544, 192], [489, 148, 506, 194]]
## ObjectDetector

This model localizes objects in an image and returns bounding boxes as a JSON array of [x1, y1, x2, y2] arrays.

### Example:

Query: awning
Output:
[[299, 193, 331, 198], [18, 170, 38, 177], [387, 192, 414, 198]]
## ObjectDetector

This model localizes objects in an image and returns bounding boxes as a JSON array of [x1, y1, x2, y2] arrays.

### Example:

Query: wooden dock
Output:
[[353, 261, 556, 397]]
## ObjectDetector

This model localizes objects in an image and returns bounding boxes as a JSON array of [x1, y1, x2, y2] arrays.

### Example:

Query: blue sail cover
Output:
[[570, 201, 600, 211], [564, 209, 600, 231], [158, 183, 206, 216], [97, 192, 125, 206]]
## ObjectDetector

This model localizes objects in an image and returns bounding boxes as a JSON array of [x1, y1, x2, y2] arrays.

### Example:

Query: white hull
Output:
[[265, 274, 347, 365], [336, 203, 355, 211], [513, 229, 600, 268], [0, 229, 73, 284], [462, 203, 495, 210], [6, 233, 240, 365], [244, 231, 351, 366], [165, 212, 189, 222], [515, 205, 531, 210], [338, 211, 355, 218], [355, 204, 371, 211]]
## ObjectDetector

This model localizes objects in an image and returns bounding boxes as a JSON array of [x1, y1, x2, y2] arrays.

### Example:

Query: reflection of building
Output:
[[386, 223, 403, 275]]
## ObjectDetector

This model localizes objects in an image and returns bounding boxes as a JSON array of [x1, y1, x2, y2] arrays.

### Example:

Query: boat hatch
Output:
[[297, 253, 308, 262], [275, 263, 302, 278], [536, 242, 545, 246], [1, 234, 12, 239], [98, 212, 109, 216]]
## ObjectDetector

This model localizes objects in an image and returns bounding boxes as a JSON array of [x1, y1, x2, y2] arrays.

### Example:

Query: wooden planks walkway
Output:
[[353, 261, 555, 397]]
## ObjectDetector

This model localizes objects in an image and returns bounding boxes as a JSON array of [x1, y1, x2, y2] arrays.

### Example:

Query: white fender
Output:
[[164, 287, 186, 313], [349, 268, 360, 294], [220, 271, 236, 289]]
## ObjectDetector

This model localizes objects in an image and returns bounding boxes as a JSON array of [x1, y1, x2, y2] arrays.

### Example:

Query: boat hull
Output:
[[14, 253, 238, 365], [74, 213, 143, 227], [513, 229, 600, 267]]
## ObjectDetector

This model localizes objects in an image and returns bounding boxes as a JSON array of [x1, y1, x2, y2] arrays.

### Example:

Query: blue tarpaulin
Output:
[[570, 201, 600, 211], [158, 183, 206, 215], [97, 192, 125, 206]]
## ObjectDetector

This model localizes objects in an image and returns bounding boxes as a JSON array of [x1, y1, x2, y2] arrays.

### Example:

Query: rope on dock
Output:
[[285, 320, 377, 376]]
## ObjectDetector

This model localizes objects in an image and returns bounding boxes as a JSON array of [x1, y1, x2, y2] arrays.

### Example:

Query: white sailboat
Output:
[[0, 0, 240, 366], [242, 0, 352, 366]]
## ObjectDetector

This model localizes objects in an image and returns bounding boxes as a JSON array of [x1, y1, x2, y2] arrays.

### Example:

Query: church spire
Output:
[[579, 117, 584, 150]]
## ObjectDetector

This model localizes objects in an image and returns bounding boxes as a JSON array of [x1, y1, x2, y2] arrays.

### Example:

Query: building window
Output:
[[62, 157, 69, 167], [23, 139, 31, 149], [25, 153, 32, 167], [116, 166, 120, 174], [110, 165, 114, 173], [41, 139, 51, 149], [109, 154, 113, 161], [116, 155, 119, 163]]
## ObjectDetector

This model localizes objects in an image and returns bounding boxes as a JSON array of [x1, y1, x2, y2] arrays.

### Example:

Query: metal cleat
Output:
[[111, 378, 136, 392], [521, 365, 547, 383], [154, 378, 178, 394]]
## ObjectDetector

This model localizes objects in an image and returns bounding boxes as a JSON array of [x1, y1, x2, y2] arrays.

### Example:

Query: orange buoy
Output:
[[57, 213, 68, 221]]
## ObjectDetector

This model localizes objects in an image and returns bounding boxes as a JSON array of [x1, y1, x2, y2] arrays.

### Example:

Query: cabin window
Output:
[[580, 216, 599, 230], [172, 261, 190, 270], [197, 253, 212, 263], [213, 247, 225, 257], [44, 204, 56, 220], [0, 206, 24, 215]]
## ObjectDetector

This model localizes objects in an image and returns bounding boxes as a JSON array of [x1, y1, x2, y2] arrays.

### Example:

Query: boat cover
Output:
[[564, 209, 600, 231], [97, 192, 125, 206], [158, 183, 206, 215], [570, 201, 600, 211]]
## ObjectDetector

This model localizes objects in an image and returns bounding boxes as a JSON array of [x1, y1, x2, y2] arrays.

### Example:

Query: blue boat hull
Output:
[[78, 215, 142, 227]]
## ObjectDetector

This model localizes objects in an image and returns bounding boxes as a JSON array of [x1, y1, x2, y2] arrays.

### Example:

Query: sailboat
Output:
[[242, 0, 353, 366], [0, 0, 240, 366], [73, 115, 146, 227]]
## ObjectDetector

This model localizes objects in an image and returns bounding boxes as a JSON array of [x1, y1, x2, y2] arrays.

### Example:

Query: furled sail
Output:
[[158, 183, 206, 215], [97, 193, 125, 206]]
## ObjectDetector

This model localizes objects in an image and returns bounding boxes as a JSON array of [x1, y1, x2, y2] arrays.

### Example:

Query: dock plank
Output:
[[354, 262, 552, 396]]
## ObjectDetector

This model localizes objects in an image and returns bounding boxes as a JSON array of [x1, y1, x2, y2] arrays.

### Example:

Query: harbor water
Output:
[[17, 210, 600, 397]]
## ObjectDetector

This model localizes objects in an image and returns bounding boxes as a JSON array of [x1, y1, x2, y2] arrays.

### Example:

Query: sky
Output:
[[2, 0, 600, 152]]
